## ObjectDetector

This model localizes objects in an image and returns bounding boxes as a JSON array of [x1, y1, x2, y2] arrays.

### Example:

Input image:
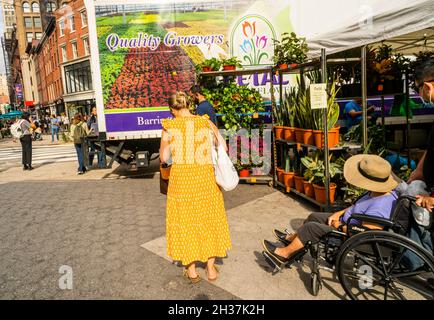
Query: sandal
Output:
[[205, 265, 219, 281], [183, 269, 201, 284]]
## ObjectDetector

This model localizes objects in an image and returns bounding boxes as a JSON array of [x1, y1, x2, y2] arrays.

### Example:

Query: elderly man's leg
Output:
[[275, 221, 334, 259]]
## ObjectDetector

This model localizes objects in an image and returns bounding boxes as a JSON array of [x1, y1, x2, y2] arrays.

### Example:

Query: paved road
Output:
[[0, 177, 275, 299], [0, 144, 76, 171]]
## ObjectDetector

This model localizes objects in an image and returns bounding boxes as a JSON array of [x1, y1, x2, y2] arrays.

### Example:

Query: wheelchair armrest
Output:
[[328, 229, 347, 238], [347, 214, 394, 228]]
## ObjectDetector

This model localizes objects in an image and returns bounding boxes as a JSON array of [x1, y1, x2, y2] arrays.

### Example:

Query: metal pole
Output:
[[361, 46, 368, 148], [321, 48, 330, 209], [404, 72, 411, 166], [270, 68, 278, 186]]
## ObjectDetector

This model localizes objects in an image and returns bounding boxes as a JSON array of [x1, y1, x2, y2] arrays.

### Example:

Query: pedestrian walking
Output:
[[160, 92, 231, 283], [70, 113, 90, 175], [62, 113, 70, 132], [50, 114, 61, 142], [87, 106, 104, 168], [13, 113, 33, 170]]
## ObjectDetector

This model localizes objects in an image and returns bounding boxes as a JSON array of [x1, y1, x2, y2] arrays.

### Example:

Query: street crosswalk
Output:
[[0, 144, 77, 169]]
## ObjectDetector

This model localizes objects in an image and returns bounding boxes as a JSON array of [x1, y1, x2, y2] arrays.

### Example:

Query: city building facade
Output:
[[56, 0, 94, 118], [1, 0, 17, 40], [13, 1, 62, 106]]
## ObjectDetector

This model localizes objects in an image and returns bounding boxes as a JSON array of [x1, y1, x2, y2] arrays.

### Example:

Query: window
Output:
[[35, 32, 42, 40], [81, 11, 87, 27], [23, 2, 31, 13], [83, 37, 90, 56], [71, 41, 78, 59], [47, 1, 57, 13], [34, 17, 41, 28], [61, 45, 67, 62], [31, 2, 40, 13], [26, 32, 34, 43], [24, 17, 32, 28], [64, 60, 93, 94], [59, 20, 65, 36], [68, 15, 75, 32]]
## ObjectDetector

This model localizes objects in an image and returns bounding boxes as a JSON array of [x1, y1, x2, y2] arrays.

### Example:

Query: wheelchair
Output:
[[262, 195, 434, 300]]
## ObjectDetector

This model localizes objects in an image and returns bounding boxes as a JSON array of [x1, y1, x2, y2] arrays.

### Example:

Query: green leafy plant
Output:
[[203, 83, 264, 134], [341, 184, 365, 204], [273, 32, 308, 66], [396, 165, 412, 181], [221, 57, 242, 68], [301, 153, 343, 186], [196, 58, 223, 72], [344, 123, 386, 155]]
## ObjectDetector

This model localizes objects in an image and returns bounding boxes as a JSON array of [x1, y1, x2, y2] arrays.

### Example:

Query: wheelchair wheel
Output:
[[311, 272, 321, 296], [336, 230, 434, 300]]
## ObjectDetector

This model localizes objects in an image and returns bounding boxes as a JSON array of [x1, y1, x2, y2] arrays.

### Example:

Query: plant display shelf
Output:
[[239, 175, 273, 184], [270, 50, 337, 210], [274, 139, 362, 152], [275, 180, 327, 210]]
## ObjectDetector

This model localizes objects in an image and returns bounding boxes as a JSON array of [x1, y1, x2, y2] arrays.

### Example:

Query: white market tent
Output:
[[293, 0, 434, 57]]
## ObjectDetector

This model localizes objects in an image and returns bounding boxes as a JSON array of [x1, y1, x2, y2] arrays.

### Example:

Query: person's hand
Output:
[[327, 213, 341, 228], [408, 169, 424, 184], [415, 195, 434, 212]]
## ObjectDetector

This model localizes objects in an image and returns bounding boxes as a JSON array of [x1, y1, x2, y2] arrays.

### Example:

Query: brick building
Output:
[[56, 0, 94, 117], [27, 17, 63, 117], [13, 1, 62, 106]]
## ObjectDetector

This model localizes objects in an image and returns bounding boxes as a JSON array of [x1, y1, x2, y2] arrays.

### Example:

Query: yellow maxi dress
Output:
[[162, 115, 232, 266]]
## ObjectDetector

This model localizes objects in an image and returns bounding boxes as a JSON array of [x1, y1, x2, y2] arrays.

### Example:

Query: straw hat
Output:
[[344, 154, 401, 193]]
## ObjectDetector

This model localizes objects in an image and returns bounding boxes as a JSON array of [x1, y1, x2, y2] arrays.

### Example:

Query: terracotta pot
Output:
[[239, 169, 250, 177], [283, 126, 294, 142], [274, 126, 284, 140], [223, 65, 236, 71], [277, 168, 284, 183], [279, 63, 288, 70], [202, 66, 213, 72], [313, 183, 337, 204], [330, 126, 340, 147], [303, 180, 315, 198], [294, 128, 304, 143], [294, 175, 304, 193], [302, 129, 314, 145], [312, 127, 340, 149], [283, 171, 295, 188]]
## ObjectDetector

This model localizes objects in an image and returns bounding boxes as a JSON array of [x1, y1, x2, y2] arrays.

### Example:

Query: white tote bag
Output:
[[210, 130, 239, 191]]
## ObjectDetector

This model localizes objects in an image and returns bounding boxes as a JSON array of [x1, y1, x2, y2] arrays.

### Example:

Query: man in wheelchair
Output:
[[262, 155, 401, 265]]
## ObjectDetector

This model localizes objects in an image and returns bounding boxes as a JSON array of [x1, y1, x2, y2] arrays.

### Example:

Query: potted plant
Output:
[[292, 81, 314, 145], [236, 162, 251, 177], [301, 154, 342, 204], [281, 88, 296, 142], [311, 81, 341, 148], [293, 151, 305, 193], [282, 152, 295, 188], [197, 58, 222, 72], [272, 100, 285, 140], [221, 57, 242, 71], [273, 32, 308, 70]]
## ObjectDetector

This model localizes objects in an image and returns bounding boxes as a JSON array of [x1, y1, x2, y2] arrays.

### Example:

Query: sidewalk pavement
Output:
[[143, 191, 345, 300], [0, 134, 71, 149], [0, 158, 345, 299]]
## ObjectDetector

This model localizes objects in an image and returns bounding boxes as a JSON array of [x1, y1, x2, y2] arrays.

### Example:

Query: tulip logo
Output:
[[230, 15, 276, 66]]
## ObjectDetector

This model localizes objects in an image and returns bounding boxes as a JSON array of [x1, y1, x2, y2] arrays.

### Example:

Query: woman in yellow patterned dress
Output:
[[160, 92, 232, 283]]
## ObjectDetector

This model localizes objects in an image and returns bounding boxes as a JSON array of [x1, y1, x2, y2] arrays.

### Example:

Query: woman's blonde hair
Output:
[[168, 91, 191, 110]]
